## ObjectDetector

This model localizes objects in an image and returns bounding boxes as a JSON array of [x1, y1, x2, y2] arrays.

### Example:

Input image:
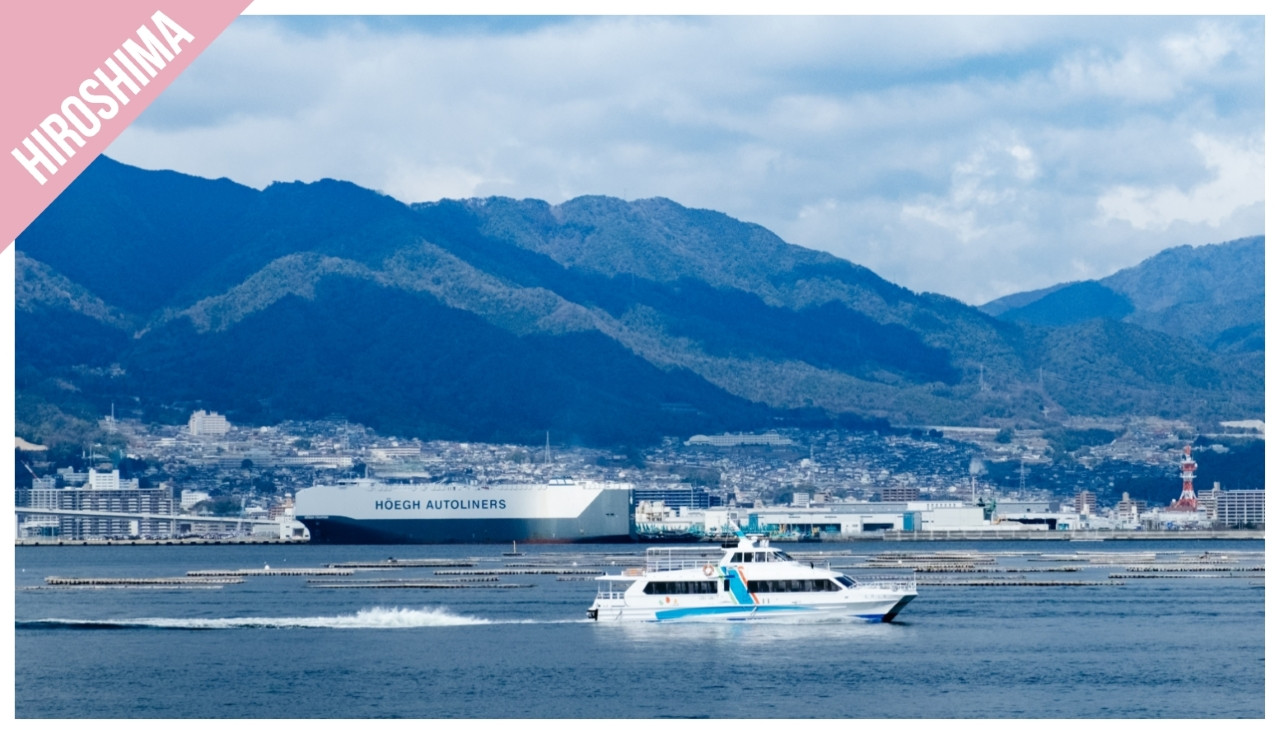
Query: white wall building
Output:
[[180, 489, 212, 510], [88, 468, 138, 491], [188, 410, 231, 436], [1217, 490, 1265, 527], [685, 432, 794, 447]]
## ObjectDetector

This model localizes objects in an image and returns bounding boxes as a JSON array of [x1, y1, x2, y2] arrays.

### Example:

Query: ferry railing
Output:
[[594, 577, 632, 600], [645, 547, 723, 574]]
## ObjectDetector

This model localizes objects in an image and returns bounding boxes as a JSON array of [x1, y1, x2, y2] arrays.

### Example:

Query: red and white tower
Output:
[[1170, 445, 1198, 511]]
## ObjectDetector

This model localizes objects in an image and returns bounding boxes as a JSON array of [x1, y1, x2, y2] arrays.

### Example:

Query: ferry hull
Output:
[[592, 596, 916, 623]]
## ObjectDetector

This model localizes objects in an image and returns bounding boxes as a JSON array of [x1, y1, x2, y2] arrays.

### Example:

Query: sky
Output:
[[103, 13, 1265, 306]]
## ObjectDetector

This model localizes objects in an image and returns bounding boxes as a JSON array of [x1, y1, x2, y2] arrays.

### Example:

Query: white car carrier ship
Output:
[[295, 477, 634, 544]]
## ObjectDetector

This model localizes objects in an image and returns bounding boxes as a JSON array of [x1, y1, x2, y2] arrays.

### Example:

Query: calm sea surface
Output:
[[14, 539, 1265, 718]]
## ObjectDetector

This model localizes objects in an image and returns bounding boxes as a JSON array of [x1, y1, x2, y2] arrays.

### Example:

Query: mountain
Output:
[[981, 236, 1264, 355], [14, 157, 1264, 447]]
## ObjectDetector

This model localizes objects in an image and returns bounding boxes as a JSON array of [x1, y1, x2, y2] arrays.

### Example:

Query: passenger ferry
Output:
[[587, 531, 917, 622]]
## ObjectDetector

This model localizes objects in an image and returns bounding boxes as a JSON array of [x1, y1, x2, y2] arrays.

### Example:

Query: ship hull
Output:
[[301, 516, 634, 544], [295, 479, 634, 544]]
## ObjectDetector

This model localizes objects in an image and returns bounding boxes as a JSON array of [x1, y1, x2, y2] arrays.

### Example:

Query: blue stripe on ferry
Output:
[[724, 568, 753, 605], [653, 605, 816, 621]]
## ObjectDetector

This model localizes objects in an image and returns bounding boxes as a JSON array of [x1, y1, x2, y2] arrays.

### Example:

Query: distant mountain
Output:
[[974, 282, 1072, 318], [982, 236, 1264, 355], [14, 157, 1264, 447], [998, 281, 1135, 327]]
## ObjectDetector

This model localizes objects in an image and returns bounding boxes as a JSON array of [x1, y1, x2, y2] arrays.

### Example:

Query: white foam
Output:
[[32, 606, 495, 630]]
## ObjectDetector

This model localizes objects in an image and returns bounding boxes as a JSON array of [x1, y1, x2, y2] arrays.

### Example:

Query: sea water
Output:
[[13, 539, 1265, 718]]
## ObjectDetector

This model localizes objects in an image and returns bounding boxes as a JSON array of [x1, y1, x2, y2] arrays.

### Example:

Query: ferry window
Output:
[[754, 552, 767, 563], [776, 551, 793, 561], [836, 575, 857, 588], [723, 579, 730, 592], [731, 553, 743, 563], [646, 581, 717, 595]]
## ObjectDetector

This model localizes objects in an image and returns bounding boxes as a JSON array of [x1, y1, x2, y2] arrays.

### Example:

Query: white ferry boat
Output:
[[587, 531, 917, 622]]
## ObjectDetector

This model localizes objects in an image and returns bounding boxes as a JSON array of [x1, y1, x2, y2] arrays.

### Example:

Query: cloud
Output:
[[1096, 133, 1263, 230], [1050, 20, 1246, 103], [900, 136, 1041, 244], [104, 15, 1264, 305]]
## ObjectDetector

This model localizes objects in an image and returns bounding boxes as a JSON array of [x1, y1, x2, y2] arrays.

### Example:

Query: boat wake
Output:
[[16, 606, 504, 630]]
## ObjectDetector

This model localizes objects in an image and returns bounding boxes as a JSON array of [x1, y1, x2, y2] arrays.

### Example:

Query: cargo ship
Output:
[[294, 477, 634, 544]]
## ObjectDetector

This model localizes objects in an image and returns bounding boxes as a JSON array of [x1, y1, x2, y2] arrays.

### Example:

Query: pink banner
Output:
[[2, 0, 253, 249]]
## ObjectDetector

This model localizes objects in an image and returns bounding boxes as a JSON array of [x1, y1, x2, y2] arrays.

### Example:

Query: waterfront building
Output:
[[992, 497, 1082, 530], [1114, 492, 1147, 524], [18, 476, 176, 539], [743, 500, 986, 538], [1073, 490, 1098, 515], [17, 482, 61, 536], [633, 485, 715, 510], [1199, 485, 1223, 521], [1217, 489, 1265, 528], [994, 499, 1052, 515]]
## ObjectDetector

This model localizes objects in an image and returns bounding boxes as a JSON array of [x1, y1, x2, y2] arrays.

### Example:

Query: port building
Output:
[[1210, 489, 1265, 527], [742, 501, 987, 539], [17, 469, 176, 539]]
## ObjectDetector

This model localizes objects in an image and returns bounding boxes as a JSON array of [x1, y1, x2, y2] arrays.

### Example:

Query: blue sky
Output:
[[104, 14, 1265, 305]]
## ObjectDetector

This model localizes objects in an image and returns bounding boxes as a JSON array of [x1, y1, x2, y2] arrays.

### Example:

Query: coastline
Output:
[[13, 528, 1263, 546]]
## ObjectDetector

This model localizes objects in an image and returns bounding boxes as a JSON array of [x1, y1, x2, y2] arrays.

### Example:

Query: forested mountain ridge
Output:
[[982, 236, 1264, 355], [15, 157, 1263, 447]]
